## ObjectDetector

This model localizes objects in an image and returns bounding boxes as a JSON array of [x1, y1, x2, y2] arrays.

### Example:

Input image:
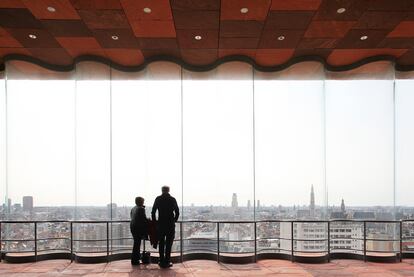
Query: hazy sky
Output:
[[1, 70, 413, 207]]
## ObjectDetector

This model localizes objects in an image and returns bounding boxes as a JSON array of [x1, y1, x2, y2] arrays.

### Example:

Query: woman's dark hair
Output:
[[135, 197, 144, 206]]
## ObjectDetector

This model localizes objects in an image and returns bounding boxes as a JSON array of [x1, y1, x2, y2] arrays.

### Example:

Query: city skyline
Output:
[[1, 79, 414, 207], [3, 187, 408, 211]]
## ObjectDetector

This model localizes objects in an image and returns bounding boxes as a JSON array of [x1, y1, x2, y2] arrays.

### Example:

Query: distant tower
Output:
[[310, 185, 315, 217], [231, 193, 238, 209], [341, 199, 345, 213], [107, 203, 118, 219], [257, 200, 261, 210], [7, 198, 11, 214], [23, 196, 33, 212], [247, 200, 251, 210]]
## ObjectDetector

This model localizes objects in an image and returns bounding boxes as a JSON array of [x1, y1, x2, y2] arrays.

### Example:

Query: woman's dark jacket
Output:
[[130, 205, 148, 239]]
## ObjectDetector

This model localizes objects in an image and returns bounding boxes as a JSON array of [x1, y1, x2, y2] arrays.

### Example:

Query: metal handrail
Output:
[[0, 219, 412, 264], [1, 219, 413, 223]]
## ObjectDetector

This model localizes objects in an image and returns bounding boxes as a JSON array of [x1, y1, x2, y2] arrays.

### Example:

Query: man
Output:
[[151, 186, 179, 268]]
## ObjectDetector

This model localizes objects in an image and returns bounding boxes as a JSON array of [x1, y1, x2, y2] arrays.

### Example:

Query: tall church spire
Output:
[[310, 185, 315, 217]]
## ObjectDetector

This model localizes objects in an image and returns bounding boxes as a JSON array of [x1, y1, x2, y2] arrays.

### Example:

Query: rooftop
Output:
[[1, 259, 414, 277]]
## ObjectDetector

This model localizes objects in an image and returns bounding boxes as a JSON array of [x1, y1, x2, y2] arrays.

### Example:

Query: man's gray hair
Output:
[[162, 186, 170, 193]]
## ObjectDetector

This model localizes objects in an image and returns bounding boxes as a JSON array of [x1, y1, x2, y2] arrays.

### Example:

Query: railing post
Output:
[[254, 222, 257, 263], [327, 221, 330, 263], [106, 222, 110, 263], [180, 221, 183, 263], [363, 221, 367, 262], [399, 221, 403, 262], [70, 222, 73, 263], [217, 222, 220, 263], [34, 222, 37, 262], [291, 221, 294, 263]]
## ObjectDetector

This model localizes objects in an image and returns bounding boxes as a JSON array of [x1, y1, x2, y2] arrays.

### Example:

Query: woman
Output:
[[130, 196, 148, 265]]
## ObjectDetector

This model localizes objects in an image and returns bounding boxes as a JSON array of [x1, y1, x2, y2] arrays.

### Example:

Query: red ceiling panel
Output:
[[78, 10, 130, 29], [1, 0, 414, 68], [181, 49, 218, 65], [66, 48, 106, 58], [218, 49, 256, 59], [335, 29, 390, 48], [0, 36, 22, 48], [22, 0, 80, 20], [121, 0, 173, 21], [328, 48, 408, 66], [171, 0, 220, 11], [264, 11, 314, 30], [387, 21, 414, 37], [28, 47, 73, 65], [314, 0, 368, 21], [219, 37, 260, 49], [0, 47, 31, 58], [41, 19, 92, 37], [7, 28, 61, 48], [104, 48, 144, 66], [259, 30, 303, 48], [141, 49, 181, 60], [130, 20, 176, 38], [92, 29, 138, 48], [0, 0, 25, 8], [0, 8, 43, 29], [56, 37, 101, 49], [293, 48, 332, 58], [70, 0, 123, 10], [270, 0, 321, 11], [0, 27, 22, 47], [397, 50, 414, 65], [304, 21, 356, 38], [353, 11, 405, 30], [221, 0, 271, 21], [173, 10, 219, 29], [379, 38, 414, 49], [367, 0, 414, 11], [220, 20, 263, 38], [138, 38, 178, 49], [255, 49, 295, 66], [176, 30, 218, 49], [297, 38, 337, 49], [0, 27, 10, 36]]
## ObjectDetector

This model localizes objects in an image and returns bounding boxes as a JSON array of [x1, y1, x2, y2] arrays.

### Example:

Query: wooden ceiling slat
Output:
[[0, 0, 413, 68]]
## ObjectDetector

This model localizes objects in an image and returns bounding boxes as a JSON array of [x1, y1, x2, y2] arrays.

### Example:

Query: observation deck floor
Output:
[[1, 259, 414, 276]]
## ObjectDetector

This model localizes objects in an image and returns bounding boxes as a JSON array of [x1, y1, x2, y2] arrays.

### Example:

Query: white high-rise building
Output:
[[280, 222, 364, 255]]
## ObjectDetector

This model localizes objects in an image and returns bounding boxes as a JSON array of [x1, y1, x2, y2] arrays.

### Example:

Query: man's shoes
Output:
[[158, 262, 166, 268], [131, 260, 140, 266], [158, 260, 171, 269]]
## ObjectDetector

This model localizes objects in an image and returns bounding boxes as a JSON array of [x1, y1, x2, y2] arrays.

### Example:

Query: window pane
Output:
[[325, 80, 394, 215], [7, 79, 75, 220], [74, 62, 111, 221], [183, 63, 254, 221], [0, 74, 6, 219], [255, 79, 325, 220], [395, 80, 414, 217], [111, 64, 182, 221], [75, 79, 111, 220]]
